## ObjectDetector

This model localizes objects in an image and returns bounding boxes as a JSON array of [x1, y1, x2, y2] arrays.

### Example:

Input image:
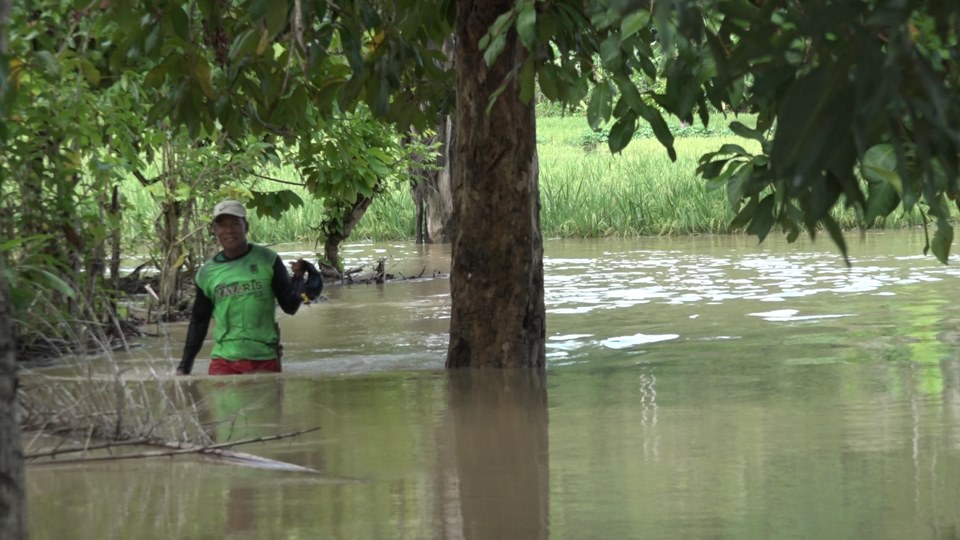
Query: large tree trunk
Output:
[[447, 0, 545, 368], [0, 262, 27, 539]]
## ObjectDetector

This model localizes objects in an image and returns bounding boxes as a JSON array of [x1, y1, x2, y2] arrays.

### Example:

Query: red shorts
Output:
[[208, 358, 282, 376]]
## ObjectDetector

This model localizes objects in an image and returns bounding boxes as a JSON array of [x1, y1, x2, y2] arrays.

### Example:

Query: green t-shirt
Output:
[[197, 244, 280, 361]]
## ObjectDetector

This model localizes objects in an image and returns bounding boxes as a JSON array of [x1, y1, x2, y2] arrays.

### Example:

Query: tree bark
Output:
[[413, 37, 457, 245], [0, 261, 27, 539], [324, 193, 375, 271], [426, 115, 456, 243], [413, 115, 456, 245], [447, 0, 545, 368]]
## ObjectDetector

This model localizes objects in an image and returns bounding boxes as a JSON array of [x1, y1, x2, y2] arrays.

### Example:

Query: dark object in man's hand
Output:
[[290, 259, 324, 303]]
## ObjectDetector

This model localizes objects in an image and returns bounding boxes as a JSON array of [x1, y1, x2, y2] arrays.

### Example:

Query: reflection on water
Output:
[[27, 231, 960, 539]]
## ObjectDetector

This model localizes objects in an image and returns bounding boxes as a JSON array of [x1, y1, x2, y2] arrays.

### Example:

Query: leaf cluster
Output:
[[481, 0, 960, 262]]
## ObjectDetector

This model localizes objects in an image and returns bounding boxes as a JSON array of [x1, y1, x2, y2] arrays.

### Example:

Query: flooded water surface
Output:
[[26, 231, 960, 539]]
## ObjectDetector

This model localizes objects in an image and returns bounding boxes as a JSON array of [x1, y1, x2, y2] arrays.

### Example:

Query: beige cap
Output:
[[212, 199, 246, 220]]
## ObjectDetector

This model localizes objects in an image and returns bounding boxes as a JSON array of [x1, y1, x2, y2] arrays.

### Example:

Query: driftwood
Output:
[[25, 427, 322, 472]]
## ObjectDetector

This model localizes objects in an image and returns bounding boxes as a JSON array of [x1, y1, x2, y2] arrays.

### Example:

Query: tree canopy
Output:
[[478, 0, 959, 262], [4, 1, 958, 263]]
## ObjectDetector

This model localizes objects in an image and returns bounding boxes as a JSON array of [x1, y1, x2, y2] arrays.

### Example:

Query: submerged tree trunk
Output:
[[0, 261, 27, 539], [447, 0, 545, 368]]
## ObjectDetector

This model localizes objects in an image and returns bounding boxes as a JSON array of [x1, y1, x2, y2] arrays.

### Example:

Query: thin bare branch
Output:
[[26, 427, 322, 471]]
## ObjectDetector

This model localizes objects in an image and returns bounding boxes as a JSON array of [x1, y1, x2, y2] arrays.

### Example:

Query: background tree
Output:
[[0, 0, 27, 536], [412, 38, 456, 245], [447, 0, 545, 367], [504, 1, 959, 263]]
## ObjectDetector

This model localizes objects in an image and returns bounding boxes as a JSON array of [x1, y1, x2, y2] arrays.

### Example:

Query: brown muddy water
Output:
[[25, 230, 960, 539]]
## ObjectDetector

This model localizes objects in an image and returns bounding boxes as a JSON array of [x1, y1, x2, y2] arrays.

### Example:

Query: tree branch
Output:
[[25, 427, 323, 471]]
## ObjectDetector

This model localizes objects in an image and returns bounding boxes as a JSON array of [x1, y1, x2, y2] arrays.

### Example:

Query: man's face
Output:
[[212, 215, 248, 252]]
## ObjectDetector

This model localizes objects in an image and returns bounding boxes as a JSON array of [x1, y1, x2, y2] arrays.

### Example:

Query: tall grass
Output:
[[540, 135, 736, 237], [536, 115, 925, 237], [119, 115, 925, 246]]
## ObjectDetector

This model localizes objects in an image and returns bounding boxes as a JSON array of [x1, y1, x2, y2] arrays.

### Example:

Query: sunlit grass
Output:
[[539, 136, 737, 237]]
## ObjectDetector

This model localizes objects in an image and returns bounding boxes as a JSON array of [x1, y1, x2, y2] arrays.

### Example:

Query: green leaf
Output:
[[615, 78, 643, 112], [34, 50, 60, 78], [700, 158, 731, 183], [519, 56, 535, 104], [715, 143, 749, 157], [600, 36, 622, 69], [36, 269, 76, 299], [861, 144, 902, 194], [772, 64, 853, 181], [144, 64, 167, 88], [864, 181, 900, 224], [729, 121, 765, 143], [608, 112, 637, 154], [229, 29, 259, 60], [77, 58, 101, 86], [746, 194, 776, 242], [729, 197, 758, 230], [265, 3, 289, 38], [492, 11, 515, 35], [170, 5, 190, 41], [249, 0, 270, 19], [194, 58, 214, 97], [931, 222, 954, 264], [516, 2, 537, 50], [483, 33, 507, 67], [636, 102, 675, 161], [821, 214, 850, 266], [587, 82, 612, 131], [537, 65, 560, 101], [726, 165, 752, 207], [620, 11, 651, 40], [144, 22, 162, 54]]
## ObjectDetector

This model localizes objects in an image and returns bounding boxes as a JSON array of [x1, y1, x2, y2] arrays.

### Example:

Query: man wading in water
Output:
[[176, 199, 322, 376]]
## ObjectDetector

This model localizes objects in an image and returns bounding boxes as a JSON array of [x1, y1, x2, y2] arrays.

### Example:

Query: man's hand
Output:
[[289, 258, 306, 279]]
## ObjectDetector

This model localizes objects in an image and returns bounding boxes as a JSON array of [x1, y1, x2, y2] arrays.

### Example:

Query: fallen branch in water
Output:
[[25, 436, 163, 459], [26, 427, 322, 472]]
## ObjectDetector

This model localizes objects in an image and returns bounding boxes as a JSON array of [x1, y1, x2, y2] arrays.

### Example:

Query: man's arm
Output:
[[273, 256, 305, 315], [176, 286, 213, 375]]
